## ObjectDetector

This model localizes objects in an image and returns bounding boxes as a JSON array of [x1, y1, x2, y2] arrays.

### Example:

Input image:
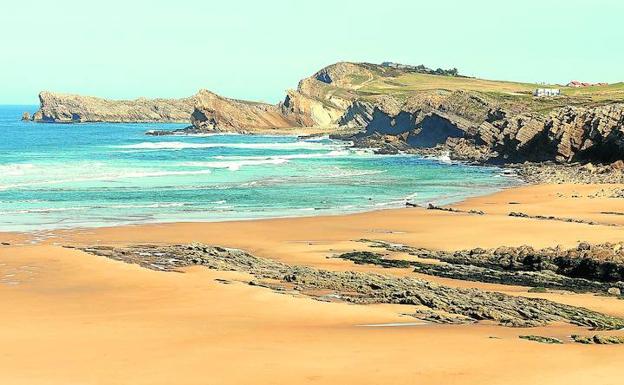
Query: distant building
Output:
[[534, 88, 561, 97], [381, 62, 416, 70], [567, 80, 608, 88]]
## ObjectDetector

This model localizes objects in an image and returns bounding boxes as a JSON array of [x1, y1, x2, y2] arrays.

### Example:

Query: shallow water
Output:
[[0, 105, 519, 231]]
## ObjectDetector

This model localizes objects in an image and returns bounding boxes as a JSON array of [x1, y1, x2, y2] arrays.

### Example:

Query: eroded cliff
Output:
[[32, 61, 624, 164], [33, 91, 199, 123]]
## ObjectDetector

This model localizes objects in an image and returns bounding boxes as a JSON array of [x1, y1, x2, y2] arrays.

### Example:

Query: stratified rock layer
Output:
[[33, 91, 199, 123], [190, 90, 297, 132]]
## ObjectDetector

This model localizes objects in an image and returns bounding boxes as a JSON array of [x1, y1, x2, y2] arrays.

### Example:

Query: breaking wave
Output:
[[115, 141, 347, 151]]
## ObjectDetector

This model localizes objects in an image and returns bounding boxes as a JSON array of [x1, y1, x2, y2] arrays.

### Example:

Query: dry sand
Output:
[[2, 183, 624, 385]]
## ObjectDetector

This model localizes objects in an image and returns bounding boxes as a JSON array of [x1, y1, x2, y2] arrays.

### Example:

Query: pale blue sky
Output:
[[2, 0, 622, 104]]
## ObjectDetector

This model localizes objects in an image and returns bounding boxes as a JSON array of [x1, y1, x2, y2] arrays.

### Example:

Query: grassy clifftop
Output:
[[314, 62, 624, 115]]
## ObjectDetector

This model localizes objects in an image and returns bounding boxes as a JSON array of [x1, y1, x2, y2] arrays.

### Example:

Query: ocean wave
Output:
[[105, 202, 189, 209], [0, 202, 194, 215], [146, 130, 242, 137], [301, 135, 330, 142], [114, 141, 346, 151], [181, 158, 289, 171], [0, 207, 87, 215], [0, 169, 213, 190], [404, 192, 419, 200], [374, 200, 407, 207], [0, 163, 37, 176], [210, 149, 365, 161]]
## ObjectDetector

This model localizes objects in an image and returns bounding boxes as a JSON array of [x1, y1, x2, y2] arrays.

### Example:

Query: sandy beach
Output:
[[2, 183, 624, 385]]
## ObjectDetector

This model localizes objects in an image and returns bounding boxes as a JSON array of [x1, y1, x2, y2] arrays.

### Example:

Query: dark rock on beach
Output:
[[519, 335, 563, 344], [349, 240, 624, 294], [75, 243, 624, 329]]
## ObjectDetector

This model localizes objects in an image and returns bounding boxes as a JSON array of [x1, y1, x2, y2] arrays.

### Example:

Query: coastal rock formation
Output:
[[76, 243, 624, 329], [190, 90, 297, 132], [189, 62, 365, 130], [474, 104, 624, 163], [32, 91, 199, 123], [32, 61, 624, 165], [353, 239, 624, 294]]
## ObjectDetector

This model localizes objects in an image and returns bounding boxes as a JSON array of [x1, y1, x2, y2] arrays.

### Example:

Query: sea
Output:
[[0, 105, 520, 232]]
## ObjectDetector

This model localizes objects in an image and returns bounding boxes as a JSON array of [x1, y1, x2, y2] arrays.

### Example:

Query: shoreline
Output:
[[0, 153, 522, 234], [1, 174, 522, 240], [3, 182, 624, 385], [4, 182, 624, 250]]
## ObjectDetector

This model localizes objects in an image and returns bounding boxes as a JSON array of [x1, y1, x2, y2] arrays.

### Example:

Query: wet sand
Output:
[[2, 183, 624, 385]]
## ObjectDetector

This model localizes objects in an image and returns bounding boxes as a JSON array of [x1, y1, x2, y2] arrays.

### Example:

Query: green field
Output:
[[334, 68, 624, 114]]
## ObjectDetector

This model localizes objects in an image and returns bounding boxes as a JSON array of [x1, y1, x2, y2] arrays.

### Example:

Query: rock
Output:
[[519, 335, 563, 344], [190, 90, 299, 132], [607, 287, 621, 296], [78, 243, 624, 329], [27, 61, 624, 166], [21, 112, 31, 121], [356, 239, 624, 293], [571, 334, 624, 344], [577, 242, 591, 251], [33, 91, 198, 123], [610, 160, 624, 171]]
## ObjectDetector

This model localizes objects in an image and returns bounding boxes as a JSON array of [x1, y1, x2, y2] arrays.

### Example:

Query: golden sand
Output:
[[1, 184, 624, 385]]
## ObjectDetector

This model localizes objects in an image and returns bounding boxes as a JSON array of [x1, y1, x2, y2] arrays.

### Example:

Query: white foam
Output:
[[0, 163, 36, 176], [115, 141, 346, 151], [0, 207, 86, 215], [404, 192, 419, 200], [181, 158, 289, 171], [105, 202, 188, 209], [211, 150, 356, 161], [301, 135, 330, 142], [0, 169, 212, 190]]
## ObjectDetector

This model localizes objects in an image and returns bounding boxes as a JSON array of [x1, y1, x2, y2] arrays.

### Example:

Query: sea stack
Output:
[[21, 112, 31, 121]]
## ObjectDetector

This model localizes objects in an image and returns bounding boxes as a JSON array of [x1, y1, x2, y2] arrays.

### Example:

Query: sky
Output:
[[1, 0, 623, 104]]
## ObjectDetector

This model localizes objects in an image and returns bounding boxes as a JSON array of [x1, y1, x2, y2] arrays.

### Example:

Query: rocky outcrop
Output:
[[77, 243, 624, 329], [345, 97, 624, 165], [188, 62, 368, 131], [190, 90, 297, 132], [33, 91, 198, 123], [473, 104, 624, 163], [355, 239, 624, 294]]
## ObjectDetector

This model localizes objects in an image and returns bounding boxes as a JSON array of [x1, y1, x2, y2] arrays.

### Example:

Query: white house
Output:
[[534, 88, 561, 97]]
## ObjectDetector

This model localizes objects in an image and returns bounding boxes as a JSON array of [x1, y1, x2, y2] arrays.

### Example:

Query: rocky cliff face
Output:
[[473, 104, 624, 163], [32, 62, 624, 165], [336, 86, 624, 164], [188, 62, 369, 131], [190, 90, 297, 132], [33, 91, 199, 123]]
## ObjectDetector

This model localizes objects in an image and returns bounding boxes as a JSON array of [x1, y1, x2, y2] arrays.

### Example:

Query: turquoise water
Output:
[[0, 105, 519, 232]]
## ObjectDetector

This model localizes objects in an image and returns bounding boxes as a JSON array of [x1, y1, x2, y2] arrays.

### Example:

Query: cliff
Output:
[[33, 91, 199, 123], [32, 62, 624, 164], [190, 90, 297, 132]]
